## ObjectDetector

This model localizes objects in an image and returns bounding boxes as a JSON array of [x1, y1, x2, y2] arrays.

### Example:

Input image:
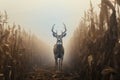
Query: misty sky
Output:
[[0, 0, 100, 46]]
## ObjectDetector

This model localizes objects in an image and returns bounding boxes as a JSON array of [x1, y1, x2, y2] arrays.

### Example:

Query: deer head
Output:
[[51, 23, 67, 45]]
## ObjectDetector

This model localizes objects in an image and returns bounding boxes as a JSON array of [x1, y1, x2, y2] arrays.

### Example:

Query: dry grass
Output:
[[68, 0, 120, 79], [0, 11, 51, 79]]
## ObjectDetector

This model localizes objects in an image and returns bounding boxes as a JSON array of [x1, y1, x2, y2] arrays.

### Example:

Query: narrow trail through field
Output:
[[25, 65, 80, 80]]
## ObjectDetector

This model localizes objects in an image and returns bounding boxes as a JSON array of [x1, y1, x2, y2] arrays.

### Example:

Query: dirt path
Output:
[[25, 66, 80, 80]]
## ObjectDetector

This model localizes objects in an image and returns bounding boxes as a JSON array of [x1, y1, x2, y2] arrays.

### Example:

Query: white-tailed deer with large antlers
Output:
[[51, 23, 67, 71]]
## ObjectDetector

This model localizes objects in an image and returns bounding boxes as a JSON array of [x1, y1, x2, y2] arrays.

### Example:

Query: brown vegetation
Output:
[[0, 11, 51, 80], [68, 0, 120, 80], [1, 0, 120, 80]]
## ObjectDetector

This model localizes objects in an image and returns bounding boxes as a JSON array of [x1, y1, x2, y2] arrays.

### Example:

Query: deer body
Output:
[[51, 24, 67, 71]]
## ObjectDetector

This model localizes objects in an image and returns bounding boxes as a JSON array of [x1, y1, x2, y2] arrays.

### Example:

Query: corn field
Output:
[[1, 0, 120, 80], [68, 0, 120, 80], [0, 11, 51, 80]]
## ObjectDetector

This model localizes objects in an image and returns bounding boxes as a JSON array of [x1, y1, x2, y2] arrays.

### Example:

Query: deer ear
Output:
[[53, 33, 57, 37], [62, 33, 66, 37]]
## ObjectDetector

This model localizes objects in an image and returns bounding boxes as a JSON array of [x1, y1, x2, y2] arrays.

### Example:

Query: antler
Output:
[[51, 24, 57, 37], [63, 23, 67, 34], [51, 24, 55, 33], [61, 23, 67, 37]]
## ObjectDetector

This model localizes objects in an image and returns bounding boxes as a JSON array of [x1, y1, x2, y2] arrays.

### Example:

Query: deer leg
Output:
[[61, 58, 63, 71], [59, 59, 61, 71], [58, 58, 60, 71], [55, 57, 58, 69]]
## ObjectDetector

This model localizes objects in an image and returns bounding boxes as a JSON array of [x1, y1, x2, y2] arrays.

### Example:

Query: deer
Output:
[[51, 23, 67, 71]]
